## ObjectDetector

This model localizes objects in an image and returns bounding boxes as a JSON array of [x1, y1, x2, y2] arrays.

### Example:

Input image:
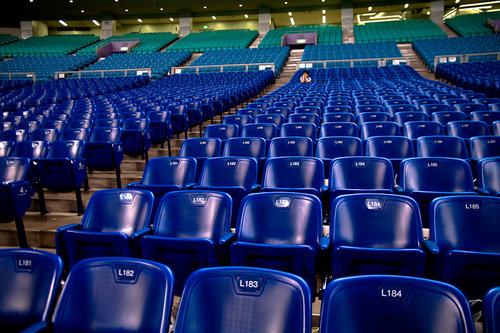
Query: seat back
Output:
[[319, 122, 358, 137], [0, 249, 63, 331], [477, 157, 500, 195], [469, 136, 500, 160], [123, 118, 149, 131], [0, 156, 29, 183], [268, 137, 313, 157], [417, 136, 468, 159], [484, 286, 500, 333], [431, 111, 467, 126], [365, 136, 414, 161], [241, 123, 278, 140], [223, 137, 267, 159], [280, 122, 317, 140], [394, 112, 427, 127], [319, 275, 474, 333], [235, 192, 322, 247], [315, 137, 362, 160], [288, 113, 319, 126], [52, 257, 174, 333], [254, 114, 286, 128], [470, 111, 500, 125], [94, 119, 121, 128], [262, 157, 324, 191], [265, 106, 292, 118], [199, 157, 258, 188], [152, 190, 232, 239], [203, 124, 239, 140], [174, 267, 311, 333], [46, 140, 85, 159], [59, 128, 90, 141], [329, 156, 394, 192], [89, 127, 121, 142], [403, 121, 444, 139], [447, 120, 490, 139], [179, 138, 221, 158], [81, 189, 154, 235], [399, 157, 475, 193], [222, 115, 252, 132], [359, 121, 400, 140], [323, 112, 355, 123], [12, 140, 49, 159], [2, 129, 28, 143], [141, 157, 196, 187], [357, 112, 391, 125], [69, 119, 93, 129], [30, 128, 59, 143], [330, 193, 422, 249], [0, 140, 14, 157]]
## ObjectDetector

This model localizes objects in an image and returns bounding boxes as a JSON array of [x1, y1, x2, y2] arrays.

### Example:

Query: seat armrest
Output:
[[219, 232, 236, 246], [250, 184, 261, 192], [320, 236, 330, 251], [394, 186, 404, 194], [423, 240, 439, 256]]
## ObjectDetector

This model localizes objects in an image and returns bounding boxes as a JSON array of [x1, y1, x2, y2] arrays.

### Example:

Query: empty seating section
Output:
[[435, 61, 500, 98], [301, 41, 402, 68], [0, 34, 99, 57], [445, 12, 500, 36], [0, 34, 18, 46], [167, 29, 257, 52], [187, 47, 289, 76], [77, 32, 177, 54], [259, 25, 342, 47], [79, 51, 191, 79], [413, 34, 500, 71], [354, 19, 446, 43], [0, 54, 99, 81]]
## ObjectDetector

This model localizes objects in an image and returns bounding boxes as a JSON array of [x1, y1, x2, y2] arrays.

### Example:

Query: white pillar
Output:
[[179, 12, 192, 37], [20, 21, 33, 40], [430, 0, 445, 25], [259, 7, 271, 35]]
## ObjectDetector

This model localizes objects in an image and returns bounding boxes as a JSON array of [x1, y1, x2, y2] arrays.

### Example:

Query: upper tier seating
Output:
[[354, 19, 446, 43], [79, 51, 191, 80], [77, 32, 177, 54], [413, 35, 500, 71], [259, 25, 342, 47], [0, 34, 18, 46], [445, 11, 500, 36], [0, 54, 99, 81], [167, 29, 258, 52], [301, 41, 403, 68], [187, 47, 290, 76], [0, 34, 99, 57]]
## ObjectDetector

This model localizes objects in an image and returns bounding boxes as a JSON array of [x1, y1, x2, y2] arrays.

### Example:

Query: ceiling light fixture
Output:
[[203, 5, 207, 9], [160, 7, 163, 11], [322, 9, 326, 14], [244, 14, 248, 18], [170, 17, 174, 21], [69, 0, 73, 3], [284, 1, 288, 4], [455, 0, 460, 2], [290, 17, 295, 25], [239, 3, 243, 7], [125, 8, 128, 11], [138, 18, 142, 22], [80, 9, 85, 12], [92, 19, 100, 26], [368, 6, 372, 10], [59, 20, 68, 26], [288, 11, 292, 16], [404, 3, 409, 8], [322, 15, 326, 23], [322, 0, 325, 2], [212, 15, 216, 19]]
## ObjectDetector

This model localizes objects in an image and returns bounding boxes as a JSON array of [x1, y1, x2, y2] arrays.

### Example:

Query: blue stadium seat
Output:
[[396, 157, 477, 227], [476, 157, 500, 196], [268, 137, 314, 157], [394, 111, 428, 127], [416, 136, 469, 159], [85, 127, 123, 188], [237, 107, 262, 118], [24, 257, 174, 333], [454, 103, 486, 115], [139, 190, 233, 295], [265, 106, 292, 119], [447, 120, 490, 143], [319, 275, 475, 333], [289, 113, 320, 126], [121, 118, 152, 162], [174, 267, 311, 333], [428, 195, 500, 299], [319, 122, 358, 137], [470, 111, 500, 126], [0, 140, 14, 157], [0, 157, 32, 248], [0, 249, 63, 331], [94, 119, 120, 128], [147, 110, 172, 154], [484, 287, 500, 333], [280, 123, 318, 141], [167, 104, 189, 139], [223, 137, 267, 160], [17, 120, 41, 134], [315, 136, 362, 173], [387, 104, 417, 117], [329, 156, 394, 200], [203, 124, 239, 144], [324, 105, 352, 114], [329, 193, 426, 278], [365, 136, 414, 169], [68, 119, 93, 130], [323, 112, 355, 123], [261, 157, 326, 198], [127, 157, 197, 214], [56, 189, 154, 268], [42, 120, 66, 131], [420, 103, 452, 117], [431, 111, 467, 126], [241, 123, 278, 141], [359, 121, 400, 140], [179, 138, 222, 180], [59, 128, 90, 141], [2, 129, 28, 143], [495, 121, 500, 136], [354, 105, 385, 117], [403, 121, 445, 139], [37, 140, 87, 216], [230, 192, 327, 294], [357, 112, 391, 125], [469, 136, 500, 162], [195, 157, 259, 227]]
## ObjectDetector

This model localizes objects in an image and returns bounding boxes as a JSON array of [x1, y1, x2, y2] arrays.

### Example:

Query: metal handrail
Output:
[[0, 72, 36, 84], [433, 52, 500, 72], [54, 68, 152, 79], [170, 63, 276, 75], [296, 57, 411, 70]]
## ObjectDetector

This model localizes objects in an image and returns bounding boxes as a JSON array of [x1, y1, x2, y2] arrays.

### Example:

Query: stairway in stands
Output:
[[268, 49, 302, 91], [398, 43, 436, 80]]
